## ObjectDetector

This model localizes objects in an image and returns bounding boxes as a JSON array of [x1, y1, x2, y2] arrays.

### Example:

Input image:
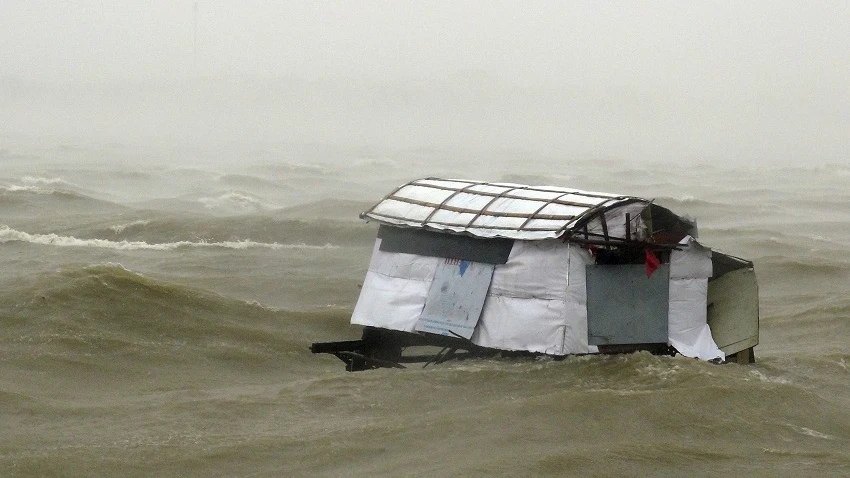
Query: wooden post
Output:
[[736, 347, 752, 364], [600, 213, 609, 247]]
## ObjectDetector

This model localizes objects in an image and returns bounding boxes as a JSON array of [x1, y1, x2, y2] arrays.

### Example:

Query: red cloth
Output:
[[645, 249, 661, 277]]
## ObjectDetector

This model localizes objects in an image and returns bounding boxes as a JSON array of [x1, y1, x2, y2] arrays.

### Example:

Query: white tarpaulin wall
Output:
[[667, 236, 725, 361], [351, 238, 598, 355], [351, 235, 724, 360], [470, 240, 597, 354], [351, 239, 440, 334]]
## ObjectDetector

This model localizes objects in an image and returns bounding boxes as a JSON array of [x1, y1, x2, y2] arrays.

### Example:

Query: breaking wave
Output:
[[216, 174, 286, 190], [0, 264, 352, 368], [274, 198, 374, 221], [68, 213, 377, 247], [0, 183, 102, 203], [758, 256, 850, 277], [653, 195, 724, 208], [1, 184, 43, 193], [20, 176, 76, 187], [0, 184, 81, 196], [198, 191, 276, 213], [108, 219, 151, 233], [0, 177, 83, 197], [0, 225, 338, 251]]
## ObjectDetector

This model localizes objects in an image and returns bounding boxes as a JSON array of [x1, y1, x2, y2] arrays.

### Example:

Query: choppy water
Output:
[[1, 140, 848, 477]]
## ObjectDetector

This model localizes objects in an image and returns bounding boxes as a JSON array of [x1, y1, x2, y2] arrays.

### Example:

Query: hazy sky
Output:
[[2, 2, 848, 84], [1, 1, 848, 163]]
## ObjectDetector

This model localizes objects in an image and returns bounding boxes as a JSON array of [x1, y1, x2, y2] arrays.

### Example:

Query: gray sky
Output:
[[1, 1, 848, 163]]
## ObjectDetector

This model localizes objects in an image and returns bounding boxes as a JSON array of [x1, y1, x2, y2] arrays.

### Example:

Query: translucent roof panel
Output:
[[362, 177, 643, 240]]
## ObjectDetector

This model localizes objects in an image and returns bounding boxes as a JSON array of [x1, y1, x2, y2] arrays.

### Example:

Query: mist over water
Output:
[[2, 2, 850, 476], [2, 2, 850, 165]]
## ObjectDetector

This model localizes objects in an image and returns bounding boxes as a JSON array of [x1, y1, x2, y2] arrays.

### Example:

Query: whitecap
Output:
[[0, 225, 338, 251], [197, 191, 274, 212], [786, 424, 835, 440], [0, 185, 51, 194], [21, 176, 74, 186], [109, 220, 151, 233], [749, 369, 791, 385]]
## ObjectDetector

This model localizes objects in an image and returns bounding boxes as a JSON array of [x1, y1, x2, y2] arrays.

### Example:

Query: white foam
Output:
[[749, 369, 791, 385], [0, 176, 77, 194], [786, 424, 835, 440], [198, 191, 273, 212], [21, 176, 73, 186], [0, 225, 338, 251], [638, 362, 682, 380], [1, 185, 50, 194], [109, 220, 151, 233], [84, 262, 132, 272]]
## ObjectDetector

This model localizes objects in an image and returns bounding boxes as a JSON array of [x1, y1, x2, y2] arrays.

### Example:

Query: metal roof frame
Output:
[[361, 177, 646, 240]]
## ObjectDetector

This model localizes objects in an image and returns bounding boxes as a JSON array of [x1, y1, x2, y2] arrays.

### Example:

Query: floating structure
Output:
[[312, 178, 758, 371]]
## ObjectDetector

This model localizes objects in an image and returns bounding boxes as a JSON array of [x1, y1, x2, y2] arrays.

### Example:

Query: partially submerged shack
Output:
[[312, 178, 758, 370]]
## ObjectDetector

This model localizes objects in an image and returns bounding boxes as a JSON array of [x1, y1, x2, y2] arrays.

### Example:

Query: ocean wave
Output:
[[798, 233, 850, 246], [1, 184, 45, 193], [216, 174, 285, 190], [0, 176, 81, 195], [250, 161, 329, 175], [350, 157, 400, 169], [704, 227, 850, 254], [0, 184, 61, 194], [0, 184, 89, 199], [784, 424, 836, 440], [0, 187, 130, 217], [755, 255, 849, 276], [21, 176, 75, 187], [0, 225, 338, 251], [65, 214, 376, 247], [653, 195, 723, 208], [198, 191, 276, 213], [786, 299, 850, 321], [274, 198, 374, 221], [109, 220, 151, 233], [766, 163, 850, 177], [0, 263, 354, 366]]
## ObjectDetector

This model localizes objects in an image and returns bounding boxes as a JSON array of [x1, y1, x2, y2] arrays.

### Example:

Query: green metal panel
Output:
[[586, 264, 670, 345]]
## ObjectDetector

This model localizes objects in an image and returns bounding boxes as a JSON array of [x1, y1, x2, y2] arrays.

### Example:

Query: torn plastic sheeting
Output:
[[668, 278, 724, 361], [585, 201, 648, 241], [670, 236, 713, 279], [667, 237, 724, 361]]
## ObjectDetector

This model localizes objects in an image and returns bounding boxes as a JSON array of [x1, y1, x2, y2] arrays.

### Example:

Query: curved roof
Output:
[[361, 178, 645, 240]]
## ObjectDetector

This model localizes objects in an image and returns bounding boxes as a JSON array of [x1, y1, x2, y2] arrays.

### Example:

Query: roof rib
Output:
[[363, 178, 642, 240]]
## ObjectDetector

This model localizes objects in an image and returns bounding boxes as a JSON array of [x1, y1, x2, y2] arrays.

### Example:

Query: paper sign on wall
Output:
[[415, 259, 495, 339]]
